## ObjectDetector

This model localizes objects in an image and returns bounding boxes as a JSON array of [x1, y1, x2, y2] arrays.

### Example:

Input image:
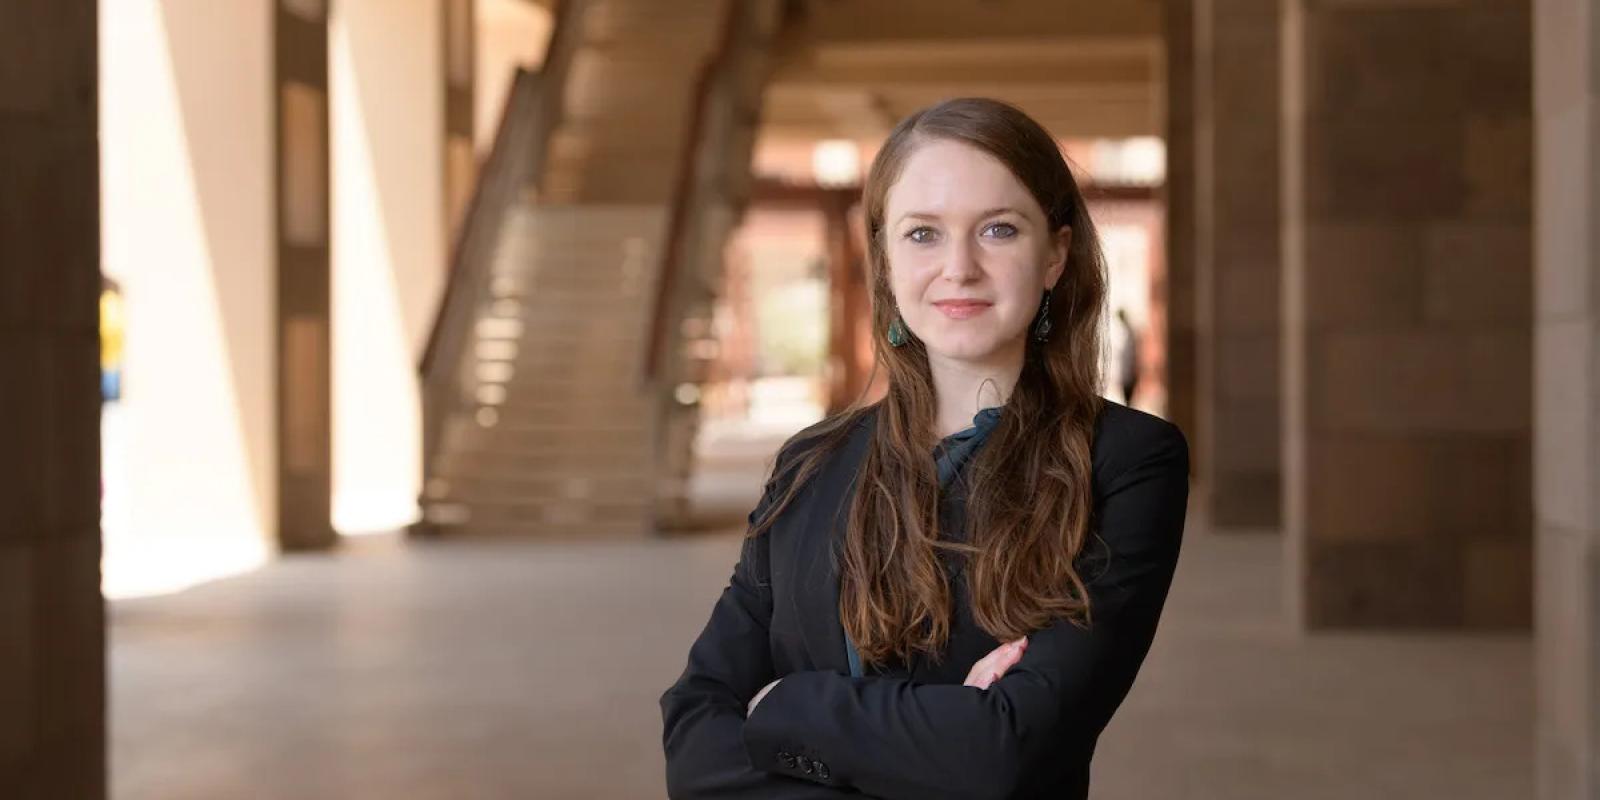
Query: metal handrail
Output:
[[641, 0, 747, 386], [418, 0, 585, 484]]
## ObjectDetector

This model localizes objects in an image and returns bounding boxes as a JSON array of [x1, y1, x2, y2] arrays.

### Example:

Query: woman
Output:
[[660, 97, 1190, 799]]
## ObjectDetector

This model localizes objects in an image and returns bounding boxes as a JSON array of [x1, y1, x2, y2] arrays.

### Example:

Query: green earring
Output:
[[887, 316, 908, 348], [1032, 290, 1053, 343]]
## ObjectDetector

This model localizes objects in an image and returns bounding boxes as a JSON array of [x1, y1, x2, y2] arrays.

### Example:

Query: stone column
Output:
[[1533, 0, 1600, 795], [1163, 0, 1200, 465], [0, 0, 106, 796], [277, 0, 337, 550], [1282, 0, 1533, 629], [1194, 0, 1281, 530], [826, 190, 869, 413]]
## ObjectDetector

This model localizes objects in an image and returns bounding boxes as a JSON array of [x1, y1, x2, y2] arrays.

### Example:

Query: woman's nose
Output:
[[940, 239, 982, 283]]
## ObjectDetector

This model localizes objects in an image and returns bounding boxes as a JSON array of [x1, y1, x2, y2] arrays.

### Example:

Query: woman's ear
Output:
[[1045, 225, 1073, 288]]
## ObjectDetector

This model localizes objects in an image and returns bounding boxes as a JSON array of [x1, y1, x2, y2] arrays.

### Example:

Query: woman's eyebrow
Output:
[[895, 207, 1024, 225], [980, 207, 1025, 220]]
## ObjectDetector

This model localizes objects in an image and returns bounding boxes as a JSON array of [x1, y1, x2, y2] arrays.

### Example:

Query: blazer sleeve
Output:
[[659, 446, 869, 799], [740, 418, 1190, 800]]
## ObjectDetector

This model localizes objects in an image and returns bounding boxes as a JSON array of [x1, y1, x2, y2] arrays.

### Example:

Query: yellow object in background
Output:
[[100, 285, 124, 371]]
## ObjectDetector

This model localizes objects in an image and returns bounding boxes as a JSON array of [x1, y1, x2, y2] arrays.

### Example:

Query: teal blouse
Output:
[[843, 405, 1005, 678]]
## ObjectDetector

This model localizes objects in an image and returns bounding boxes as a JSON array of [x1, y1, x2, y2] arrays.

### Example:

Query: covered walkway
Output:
[[111, 520, 1531, 799]]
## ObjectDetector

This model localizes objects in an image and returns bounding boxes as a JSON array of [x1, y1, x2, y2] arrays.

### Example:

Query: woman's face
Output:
[[882, 138, 1070, 366]]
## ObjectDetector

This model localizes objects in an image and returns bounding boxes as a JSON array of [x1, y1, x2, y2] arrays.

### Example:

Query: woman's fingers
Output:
[[963, 636, 1030, 689], [963, 650, 999, 688], [989, 637, 1028, 678]]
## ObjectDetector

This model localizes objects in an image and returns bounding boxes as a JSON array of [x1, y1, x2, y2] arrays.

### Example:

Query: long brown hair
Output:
[[749, 97, 1109, 668]]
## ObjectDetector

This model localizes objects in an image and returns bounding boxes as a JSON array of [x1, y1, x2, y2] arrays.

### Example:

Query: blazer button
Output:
[[816, 762, 831, 780], [800, 756, 815, 774], [778, 751, 796, 769]]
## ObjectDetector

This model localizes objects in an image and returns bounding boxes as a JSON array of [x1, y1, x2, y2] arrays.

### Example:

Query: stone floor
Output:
[[110, 523, 1533, 799]]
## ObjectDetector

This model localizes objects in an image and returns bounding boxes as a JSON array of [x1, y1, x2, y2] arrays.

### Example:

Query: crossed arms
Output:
[[659, 420, 1189, 800]]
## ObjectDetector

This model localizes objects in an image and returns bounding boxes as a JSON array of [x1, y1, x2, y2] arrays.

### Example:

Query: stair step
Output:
[[477, 357, 646, 374], [492, 250, 658, 268], [430, 480, 656, 499], [438, 437, 652, 457], [486, 349, 650, 365], [499, 374, 647, 390], [475, 382, 652, 398], [433, 439, 653, 461], [431, 467, 653, 485], [436, 450, 651, 469], [482, 285, 650, 300], [491, 237, 661, 258], [479, 329, 647, 345], [450, 416, 651, 432], [468, 316, 646, 332], [429, 520, 651, 539], [470, 391, 652, 406], [454, 422, 649, 441], [422, 499, 652, 528], [487, 384, 650, 400], [431, 450, 657, 472], [496, 299, 651, 316], [466, 330, 646, 347], [498, 394, 647, 409], [472, 379, 647, 395], [422, 492, 653, 509], [444, 412, 649, 432], [429, 467, 652, 486], [431, 489, 654, 508], [446, 447, 654, 465], [503, 206, 667, 234], [458, 419, 650, 435]]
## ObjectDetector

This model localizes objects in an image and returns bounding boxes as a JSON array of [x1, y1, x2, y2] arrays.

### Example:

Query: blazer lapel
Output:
[[789, 409, 876, 674]]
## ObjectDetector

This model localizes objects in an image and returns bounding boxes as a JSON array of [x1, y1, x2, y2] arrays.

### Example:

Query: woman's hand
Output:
[[749, 637, 1025, 714], [963, 637, 1028, 690], [747, 678, 780, 715]]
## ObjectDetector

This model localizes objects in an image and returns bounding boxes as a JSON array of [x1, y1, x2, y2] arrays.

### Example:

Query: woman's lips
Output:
[[933, 301, 992, 320]]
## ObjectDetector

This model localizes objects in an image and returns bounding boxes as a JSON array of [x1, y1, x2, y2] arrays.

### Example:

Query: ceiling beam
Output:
[[799, 0, 1161, 42]]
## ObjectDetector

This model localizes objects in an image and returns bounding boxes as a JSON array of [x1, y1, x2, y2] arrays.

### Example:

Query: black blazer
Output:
[[660, 400, 1190, 800]]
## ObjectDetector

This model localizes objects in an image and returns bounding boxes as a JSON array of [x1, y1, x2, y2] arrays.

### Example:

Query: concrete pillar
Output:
[[277, 0, 337, 550], [1282, 0, 1533, 629], [1194, 0, 1281, 530], [0, 0, 106, 795], [1162, 0, 1200, 463], [1533, 0, 1600, 795]]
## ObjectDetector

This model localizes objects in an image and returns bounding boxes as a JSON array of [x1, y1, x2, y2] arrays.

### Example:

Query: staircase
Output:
[[416, 0, 783, 537]]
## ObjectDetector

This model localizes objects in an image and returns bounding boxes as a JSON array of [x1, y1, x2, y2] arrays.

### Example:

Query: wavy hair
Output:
[[749, 97, 1109, 668]]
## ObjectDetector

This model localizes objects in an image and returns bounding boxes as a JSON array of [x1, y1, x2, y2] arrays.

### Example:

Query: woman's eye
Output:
[[906, 227, 938, 244], [985, 222, 1018, 239]]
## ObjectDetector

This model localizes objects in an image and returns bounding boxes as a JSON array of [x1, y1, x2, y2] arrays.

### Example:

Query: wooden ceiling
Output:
[[763, 0, 1165, 144]]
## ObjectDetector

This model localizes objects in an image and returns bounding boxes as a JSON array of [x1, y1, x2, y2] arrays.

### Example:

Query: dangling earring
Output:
[[1031, 290, 1053, 343], [887, 315, 909, 348]]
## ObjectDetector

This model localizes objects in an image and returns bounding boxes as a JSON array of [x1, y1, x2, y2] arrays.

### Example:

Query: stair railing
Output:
[[641, 0, 783, 526], [417, 0, 586, 521]]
